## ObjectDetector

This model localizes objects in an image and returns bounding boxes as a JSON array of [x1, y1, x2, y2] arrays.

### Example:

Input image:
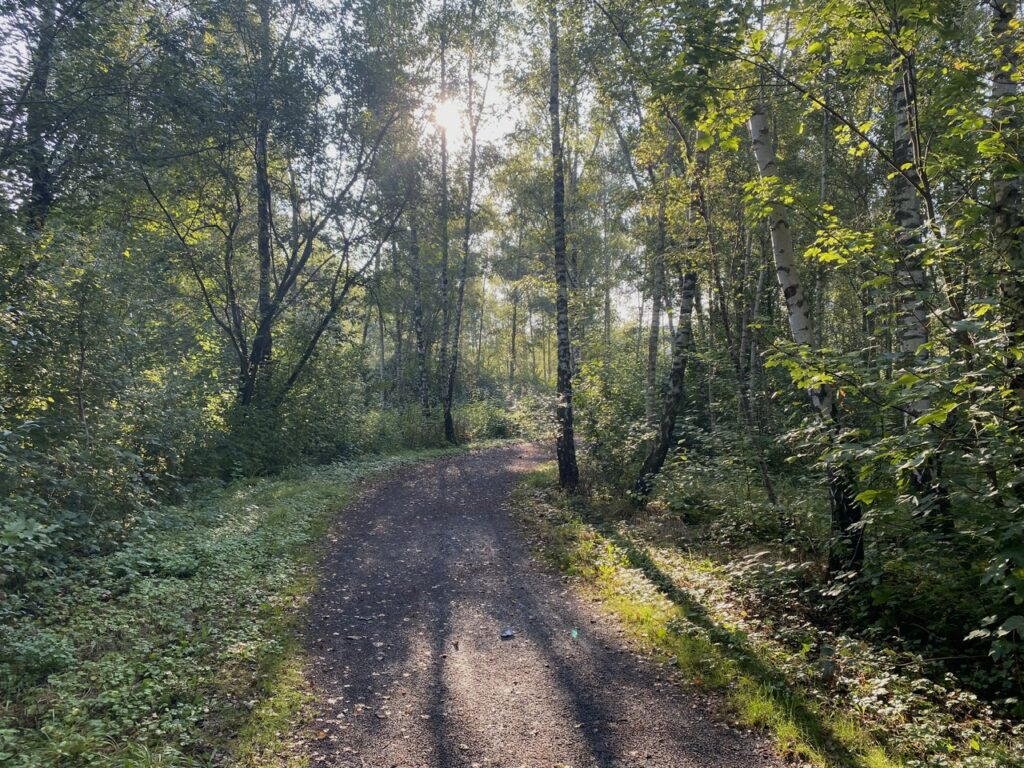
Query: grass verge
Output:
[[512, 463, 1023, 768], [0, 447, 460, 768]]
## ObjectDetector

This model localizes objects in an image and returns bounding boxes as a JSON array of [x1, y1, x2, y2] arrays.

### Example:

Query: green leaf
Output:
[[915, 401, 956, 427], [855, 489, 881, 505], [997, 615, 1024, 638]]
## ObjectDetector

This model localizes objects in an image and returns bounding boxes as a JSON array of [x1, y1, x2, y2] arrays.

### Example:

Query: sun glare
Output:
[[433, 98, 464, 142]]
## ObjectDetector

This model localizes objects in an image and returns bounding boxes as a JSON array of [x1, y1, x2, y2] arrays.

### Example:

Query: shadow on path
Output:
[[600, 524, 859, 766], [303, 444, 782, 768]]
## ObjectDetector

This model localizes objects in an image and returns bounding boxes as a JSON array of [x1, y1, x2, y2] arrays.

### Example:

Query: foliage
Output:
[[514, 466, 1024, 768], [0, 449, 458, 768]]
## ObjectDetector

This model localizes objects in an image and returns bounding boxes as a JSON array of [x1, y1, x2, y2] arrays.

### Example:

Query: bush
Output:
[[0, 626, 75, 694]]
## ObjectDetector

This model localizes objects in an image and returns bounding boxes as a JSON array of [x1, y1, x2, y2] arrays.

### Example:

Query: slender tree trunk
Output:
[[636, 146, 699, 493], [892, 47, 952, 534], [442, 33, 485, 444], [991, 1, 1024, 420], [436, 6, 451, 402], [23, 0, 55, 231], [410, 224, 430, 417], [548, 0, 579, 491], [510, 292, 519, 389], [636, 269, 697, 494], [391, 244, 405, 402], [645, 197, 667, 425], [749, 103, 864, 574], [602, 190, 612, 348], [475, 271, 486, 371], [443, 59, 482, 443], [242, 1, 275, 407], [542, 314, 550, 382], [375, 249, 386, 405], [394, 311, 404, 402], [510, 232, 523, 390], [636, 288, 645, 360], [528, 306, 537, 379]]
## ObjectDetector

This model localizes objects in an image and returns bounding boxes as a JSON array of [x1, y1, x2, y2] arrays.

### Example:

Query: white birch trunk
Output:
[[748, 102, 863, 571], [748, 104, 833, 419], [891, 60, 931, 418], [992, 1, 1023, 333]]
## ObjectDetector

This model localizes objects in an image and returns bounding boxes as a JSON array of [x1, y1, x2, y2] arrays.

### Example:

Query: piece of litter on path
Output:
[[571, 628, 578, 640], [500, 627, 515, 639]]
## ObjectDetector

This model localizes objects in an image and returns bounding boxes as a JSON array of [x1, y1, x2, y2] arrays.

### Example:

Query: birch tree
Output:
[[749, 102, 864, 574]]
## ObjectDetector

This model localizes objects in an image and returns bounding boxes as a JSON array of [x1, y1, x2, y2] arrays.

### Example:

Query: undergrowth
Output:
[[0, 447, 460, 768], [512, 462, 1024, 768]]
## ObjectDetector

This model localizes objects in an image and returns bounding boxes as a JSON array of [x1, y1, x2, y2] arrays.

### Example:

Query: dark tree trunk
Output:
[[636, 269, 697, 495], [548, 0, 579, 492], [443, 33, 484, 444], [410, 224, 431, 417], [242, 1, 275, 407], [23, 0, 56, 231]]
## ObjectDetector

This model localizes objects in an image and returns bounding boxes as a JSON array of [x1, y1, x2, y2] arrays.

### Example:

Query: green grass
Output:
[[0, 447, 461, 768], [512, 463, 906, 768], [515, 463, 1024, 768]]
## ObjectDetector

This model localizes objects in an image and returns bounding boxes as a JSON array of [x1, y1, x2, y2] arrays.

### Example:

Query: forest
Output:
[[1, 0, 1023, 766]]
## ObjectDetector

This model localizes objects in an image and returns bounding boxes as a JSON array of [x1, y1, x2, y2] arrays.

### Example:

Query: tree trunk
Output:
[[645, 197, 667, 425], [892, 60, 930, 409], [242, 1, 275, 407], [602, 189, 612, 348], [992, 1, 1024, 416], [410, 224, 431, 417], [892, 48, 951, 534], [436, 5, 452, 403], [510, 232, 522, 389], [636, 269, 697, 495], [510, 292, 519, 389], [749, 103, 864, 574], [23, 0, 56, 231], [475, 271, 486, 371], [391, 243, 405, 402], [548, 0, 579, 492], [443, 53, 482, 444]]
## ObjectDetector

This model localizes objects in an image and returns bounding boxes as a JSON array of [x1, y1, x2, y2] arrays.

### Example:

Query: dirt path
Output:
[[304, 444, 782, 768]]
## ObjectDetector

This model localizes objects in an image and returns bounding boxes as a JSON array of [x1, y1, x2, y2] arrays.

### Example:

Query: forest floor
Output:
[[298, 443, 782, 768]]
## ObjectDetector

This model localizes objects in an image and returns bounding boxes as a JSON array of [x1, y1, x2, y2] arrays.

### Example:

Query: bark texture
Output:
[[645, 198, 667, 425], [992, 1, 1024, 413], [436, 2, 452, 403], [635, 269, 697, 495], [242, 1, 275, 407], [892, 47, 952, 533], [548, 0, 579, 492], [749, 103, 864, 573]]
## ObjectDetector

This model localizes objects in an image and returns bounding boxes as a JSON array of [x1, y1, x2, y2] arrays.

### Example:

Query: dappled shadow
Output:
[[596, 522, 860, 766], [302, 444, 780, 767]]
